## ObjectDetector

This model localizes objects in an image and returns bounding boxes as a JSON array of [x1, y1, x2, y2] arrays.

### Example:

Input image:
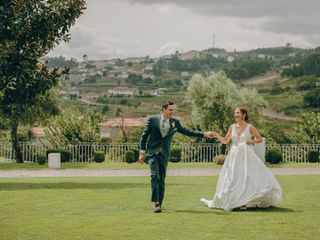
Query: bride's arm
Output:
[[213, 127, 232, 144], [247, 126, 262, 145]]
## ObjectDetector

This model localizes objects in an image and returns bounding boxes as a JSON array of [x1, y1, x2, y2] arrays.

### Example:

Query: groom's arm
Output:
[[139, 117, 152, 163], [175, 119, 208, 138], [140, 117, 152, 151]]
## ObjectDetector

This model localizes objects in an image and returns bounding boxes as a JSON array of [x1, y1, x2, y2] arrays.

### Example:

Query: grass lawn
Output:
[[0, 161, 319, 170], [0, 175, 319, 240]]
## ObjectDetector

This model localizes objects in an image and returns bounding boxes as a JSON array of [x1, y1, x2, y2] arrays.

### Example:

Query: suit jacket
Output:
[[139, 114, 204, 161]]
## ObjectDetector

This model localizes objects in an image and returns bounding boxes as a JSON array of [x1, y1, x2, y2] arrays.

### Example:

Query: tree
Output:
[[187, 71, 266, 152], [45, 110, 101, 146], [102, 104, 110, 114], [293, 112, 320, 144], [114, 108, 122, 117], [304, 89, 320, 108], [47, 56, 78, 68], [152, 59, 166, 76], [0, 0, 86, 162], [83, 54, 88, 62], [259, 121, 295, 144], [282, 54, 320, 77]]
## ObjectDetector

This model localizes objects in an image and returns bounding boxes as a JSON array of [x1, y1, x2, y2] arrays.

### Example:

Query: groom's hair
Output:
[[161, 101, 174, 111]]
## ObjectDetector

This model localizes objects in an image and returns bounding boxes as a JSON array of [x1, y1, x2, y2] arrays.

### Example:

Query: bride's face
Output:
[[234, 108, 243, 122]]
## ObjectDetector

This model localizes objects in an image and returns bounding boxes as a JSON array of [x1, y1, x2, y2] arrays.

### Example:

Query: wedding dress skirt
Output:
[[201, 124, 283, 211]]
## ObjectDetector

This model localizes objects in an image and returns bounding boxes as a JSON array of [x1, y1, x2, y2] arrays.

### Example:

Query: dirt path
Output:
[[242, 72, 280, 85], [1, 167, 320, 178], [78, 99, 104, 106], [263, 107, 298, 121]]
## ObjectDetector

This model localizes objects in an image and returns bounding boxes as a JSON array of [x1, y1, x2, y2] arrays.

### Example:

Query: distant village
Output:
[[37, 46, 306, 141], [62, 49, 263, 102]]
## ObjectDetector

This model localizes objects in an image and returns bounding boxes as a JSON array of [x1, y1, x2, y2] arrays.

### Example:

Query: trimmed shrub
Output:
[[37, 155, 47, 165], [93, 151, 105, 163], [213, 154, 226, 165], [307, 150, 319, 163], [266, 148, 282, 164], [125, 150, 137, 163], [170, 148, 182, 163], [46, 149, 71, 163]]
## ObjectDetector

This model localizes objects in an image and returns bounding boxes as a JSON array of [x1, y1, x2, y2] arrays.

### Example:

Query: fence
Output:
[[0, 142, 319, 163]]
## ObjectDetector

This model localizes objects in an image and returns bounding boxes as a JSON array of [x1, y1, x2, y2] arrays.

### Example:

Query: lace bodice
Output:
[[231, 123, 251, 145]]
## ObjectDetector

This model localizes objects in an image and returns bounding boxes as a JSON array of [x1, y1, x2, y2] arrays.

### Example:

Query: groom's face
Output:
[[163, 105, 176, 118]]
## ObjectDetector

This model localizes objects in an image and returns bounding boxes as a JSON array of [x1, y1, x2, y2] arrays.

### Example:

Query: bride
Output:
[[201, 107, 283, 211]]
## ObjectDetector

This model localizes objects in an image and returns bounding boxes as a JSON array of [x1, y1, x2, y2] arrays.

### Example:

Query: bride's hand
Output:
[[205, 131, 215, 138], [246, 140, 255, 145], [211, 131, 219, 138]]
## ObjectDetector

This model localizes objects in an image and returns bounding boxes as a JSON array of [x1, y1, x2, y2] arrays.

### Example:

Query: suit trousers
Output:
[[149, 152, 168, 204]]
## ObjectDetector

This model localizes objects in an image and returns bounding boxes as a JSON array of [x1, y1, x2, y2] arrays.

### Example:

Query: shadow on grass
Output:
[[168, 206, 298, 214], [0, 182, 151, 191], [232, 206, 298, 213], [168, 209, 231, 215]]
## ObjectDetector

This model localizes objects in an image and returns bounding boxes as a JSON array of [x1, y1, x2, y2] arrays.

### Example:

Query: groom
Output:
[[139, 101, 212, 213]]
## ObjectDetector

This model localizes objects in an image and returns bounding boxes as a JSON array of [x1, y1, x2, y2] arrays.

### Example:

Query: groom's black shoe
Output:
[[154, 203, 161, 213]]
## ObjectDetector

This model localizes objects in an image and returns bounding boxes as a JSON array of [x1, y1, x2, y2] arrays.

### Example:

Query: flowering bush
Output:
[[214, 154, 226, 165]]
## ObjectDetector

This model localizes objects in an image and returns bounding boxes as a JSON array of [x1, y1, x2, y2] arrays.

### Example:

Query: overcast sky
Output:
[[48, 0, 320, 60]]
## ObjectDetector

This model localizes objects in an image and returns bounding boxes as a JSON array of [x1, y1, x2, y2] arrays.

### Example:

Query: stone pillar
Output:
[[48, 153, 61, 169]]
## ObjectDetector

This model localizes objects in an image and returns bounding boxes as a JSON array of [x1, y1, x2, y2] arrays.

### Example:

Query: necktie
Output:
[[161, 118, 169, 136]]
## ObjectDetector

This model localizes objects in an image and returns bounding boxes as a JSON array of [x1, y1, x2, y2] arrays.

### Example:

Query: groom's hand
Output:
[[204, 131, 215, 138], [139, 153, 145, 164]]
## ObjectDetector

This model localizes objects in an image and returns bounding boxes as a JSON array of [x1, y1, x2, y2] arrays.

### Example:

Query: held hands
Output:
[[205, 131, 218, 139]]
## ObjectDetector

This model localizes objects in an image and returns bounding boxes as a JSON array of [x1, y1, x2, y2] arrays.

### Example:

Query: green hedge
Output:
[[37, 155, 47, 165], [125, 150, 138, 163], [170, 148, 182, 163], [307, 150, 319, 163], [93, 151, 105, 163], [266, 148, 282, 164]]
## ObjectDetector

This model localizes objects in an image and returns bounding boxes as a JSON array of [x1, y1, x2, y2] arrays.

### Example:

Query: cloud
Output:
[[154, 41, 183, 56], [47, 0, 319, 60], [260, 16, 320, 35], [49, 24, 141, 60], [124, 0, 320, 37]]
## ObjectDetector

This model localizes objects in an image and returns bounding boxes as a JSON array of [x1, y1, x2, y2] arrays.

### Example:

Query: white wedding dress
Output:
[[201, 124, 283, 211]]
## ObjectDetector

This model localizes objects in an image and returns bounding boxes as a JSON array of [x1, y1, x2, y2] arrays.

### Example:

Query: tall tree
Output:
[[0, 0, 86, 162], [293, 112, 320, 144], [187, 71, 266, 152]]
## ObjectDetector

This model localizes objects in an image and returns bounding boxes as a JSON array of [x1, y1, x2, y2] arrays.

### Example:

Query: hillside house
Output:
[[142, 73, 155, 79], [99, 118, 146, 138], [226, 56, 235, 62], [93, 60, 108, 70], [108, 87, 139, 96], [124, 57, 147, 63], [181, 72, 191, 78], [143, 88, 164, 96], [31, 127, 45, 138], [144, 65, 153, 71], [258, 54, 266, 59]]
